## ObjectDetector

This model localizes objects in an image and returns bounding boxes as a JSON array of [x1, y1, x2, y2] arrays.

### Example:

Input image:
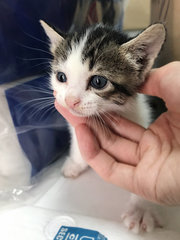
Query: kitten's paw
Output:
[[121, 208, 163, 234], [62, 157, 88, 178]]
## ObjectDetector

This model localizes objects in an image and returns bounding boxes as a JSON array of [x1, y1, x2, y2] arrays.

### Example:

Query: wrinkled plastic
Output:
[[0, 76, 70, 205]]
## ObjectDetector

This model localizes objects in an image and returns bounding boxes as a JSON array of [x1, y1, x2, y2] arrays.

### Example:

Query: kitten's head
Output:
[[40, 21, 165, 117]]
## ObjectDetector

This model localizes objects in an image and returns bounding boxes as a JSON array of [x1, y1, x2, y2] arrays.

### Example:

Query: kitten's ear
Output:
[[40, 20, 64, 53], [121, 24, 166, 80]]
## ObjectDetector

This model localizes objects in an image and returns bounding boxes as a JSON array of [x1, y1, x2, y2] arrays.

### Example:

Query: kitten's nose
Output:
[[65, 96, 81, 109]]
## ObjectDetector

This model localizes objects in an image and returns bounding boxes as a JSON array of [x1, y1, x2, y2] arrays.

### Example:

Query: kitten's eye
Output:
[[90, 75, 107, 90], [56, 72, 67, 83]]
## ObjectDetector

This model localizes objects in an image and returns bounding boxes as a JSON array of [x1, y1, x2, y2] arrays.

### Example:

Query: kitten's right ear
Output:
[[40, 20, 64, 53]]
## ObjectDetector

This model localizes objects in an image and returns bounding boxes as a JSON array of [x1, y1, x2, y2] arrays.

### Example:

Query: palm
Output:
[[75, 62, 180, 205], [133, 111, 180, 204], [133, 61, 180, 203]]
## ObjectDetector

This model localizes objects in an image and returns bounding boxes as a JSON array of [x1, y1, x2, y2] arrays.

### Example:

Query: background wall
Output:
[[124, 0, 180, 63], [151, 0, 180, 64], [123, 0, 150, 30]]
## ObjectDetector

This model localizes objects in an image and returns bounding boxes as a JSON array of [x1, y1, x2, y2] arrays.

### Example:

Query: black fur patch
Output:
[[82, 25, 129, 70], [111, 82, 133, 96]]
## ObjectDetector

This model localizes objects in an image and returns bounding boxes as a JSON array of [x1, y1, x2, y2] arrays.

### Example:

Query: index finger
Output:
[[75, 124, 135, 192]]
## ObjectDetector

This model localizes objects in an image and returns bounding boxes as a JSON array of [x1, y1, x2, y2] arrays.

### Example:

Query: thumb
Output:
[[75, 124, 119, 182], [140, 68, 162, 97], [75, 124, 101, 161], [140, 62, 179, 99]]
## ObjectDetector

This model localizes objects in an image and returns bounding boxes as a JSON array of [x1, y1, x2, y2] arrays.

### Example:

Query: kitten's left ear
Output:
[[120, 24, 166, 80], [40, 20, 64, 53]]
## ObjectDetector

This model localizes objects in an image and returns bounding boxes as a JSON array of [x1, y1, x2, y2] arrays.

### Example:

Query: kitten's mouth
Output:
[[68, 106, 96, 118], [68, 108, 89, 117]]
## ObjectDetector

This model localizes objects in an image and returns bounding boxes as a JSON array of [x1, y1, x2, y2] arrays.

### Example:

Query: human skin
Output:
[[55, 61, 180, 205]]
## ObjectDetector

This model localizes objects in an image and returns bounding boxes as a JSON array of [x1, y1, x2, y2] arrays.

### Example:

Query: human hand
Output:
[[55, 61, 180, 205]]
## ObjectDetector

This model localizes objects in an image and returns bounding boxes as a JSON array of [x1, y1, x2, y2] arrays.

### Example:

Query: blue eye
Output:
[[57, 72, 67, 82], [90, 75, 108, 89]]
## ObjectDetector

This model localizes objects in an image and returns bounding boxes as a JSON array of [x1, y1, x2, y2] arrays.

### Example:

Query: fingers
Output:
[[105, 114, 145, 143], [103, 136, 139, 165], [89, 120, 139, 165], [54, 100, 87, 127], [75, 124, 135, 192]]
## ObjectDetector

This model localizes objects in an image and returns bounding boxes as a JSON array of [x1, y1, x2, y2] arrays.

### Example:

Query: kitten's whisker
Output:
[[22, 30, 50, 46], [25, 65, 50, 75], [86, 115, 92, 127], [16, 88, 53, 96], [28, 100, 54, 111], [17, 98, 54, 120], [100, 111, 119, 125], [26, 83, 52, 91], [16, 42, 52, 55], [16, 83, 53, 94], [92, 115, 99, 136], [97, 112, 106, 125], [35, 103, 55, 119], [38, 104, 56, 121], [96, 113, 109, 138], [18, 101, 55, 114], [89, 113, 107, 139], [95, 111, 113, 139], [16, 97, 54, 108], [17, 101, 54, 118], [17, 57, 52, 61], [22, 101, 54, 121], [25, 61, 51, 70]]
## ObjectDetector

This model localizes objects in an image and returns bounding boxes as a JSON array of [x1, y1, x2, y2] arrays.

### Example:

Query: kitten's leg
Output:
[[121, 194, 163, 233], [62, 127, 88, 178]]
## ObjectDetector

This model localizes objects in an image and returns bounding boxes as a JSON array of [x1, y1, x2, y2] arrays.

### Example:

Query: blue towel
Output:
[[5, 76, 70, 176]]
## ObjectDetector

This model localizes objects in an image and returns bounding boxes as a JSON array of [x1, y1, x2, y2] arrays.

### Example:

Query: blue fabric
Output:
[[0, 0, 76, 175], [0, 0, 125, 177], [5, 76, 70, 176], [0, 0, 77, 84]]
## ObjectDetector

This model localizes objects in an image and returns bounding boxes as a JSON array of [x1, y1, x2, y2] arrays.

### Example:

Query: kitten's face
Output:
[[41, 21, 165, 117], [51, 28, 132, 117]]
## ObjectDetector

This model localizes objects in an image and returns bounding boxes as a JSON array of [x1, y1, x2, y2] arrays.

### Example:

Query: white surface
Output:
[[1, 205, 180, 240], [0, 158, 180, 240]]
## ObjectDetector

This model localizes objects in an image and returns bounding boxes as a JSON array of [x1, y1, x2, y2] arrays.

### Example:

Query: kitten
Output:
[[40, 21, 165, 233]]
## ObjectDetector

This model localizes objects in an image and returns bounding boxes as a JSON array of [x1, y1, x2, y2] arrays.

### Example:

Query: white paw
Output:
[[62, 157, 88, 178], [121, 208, 163, 234]]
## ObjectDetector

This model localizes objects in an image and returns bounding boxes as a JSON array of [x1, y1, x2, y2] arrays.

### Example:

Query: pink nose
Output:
[[65, 96, 81, 109]]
